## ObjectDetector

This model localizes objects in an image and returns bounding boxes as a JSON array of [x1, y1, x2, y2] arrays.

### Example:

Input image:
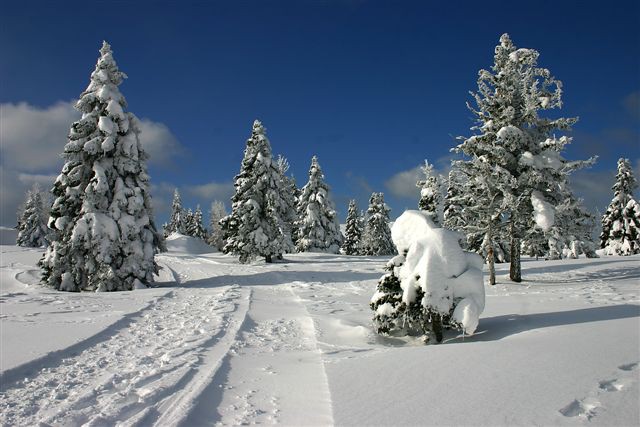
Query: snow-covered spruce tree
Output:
[[370, 253, 407, 334], [455, 33, 594, 282], [295, 156, 343, 253], [416, 160, 441, 225], [207, 200, 227, 250], [186, 205, 207, 239], [600, 158, 640, 255], [164, 189, 186, 237], [341, 199, 364, 255], [40, 41, 164, 292], [552, 194, 598, 259], [443, 168, 466, 233], [182, 208, 194, 235], [276, 155, 299, 252], [361, 192, 396, 256], [220, 120, 292, 263], [16, 184, 49, 247]]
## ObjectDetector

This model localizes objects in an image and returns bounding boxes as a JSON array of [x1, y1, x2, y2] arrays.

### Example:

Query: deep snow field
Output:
[[0, 230, 638, 426]]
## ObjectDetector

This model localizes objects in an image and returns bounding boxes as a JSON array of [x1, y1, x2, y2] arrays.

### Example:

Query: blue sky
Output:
[[1, 0, 638, 226]]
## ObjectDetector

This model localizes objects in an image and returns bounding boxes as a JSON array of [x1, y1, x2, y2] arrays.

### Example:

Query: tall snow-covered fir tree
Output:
[[40, 41, 164, 292], [276, 155, 299, 252], [295, 156, 343, 253], [220, 120, 293, 263], [16, 184, 49, 248], [341, 199, 363, 255], [361, 192, 396, 256], [600, 158, 640, 255], [416, 160, 440, 225], [164, 189, 186, 236], [454, 33, 594, 283], [208, 200, 227, 250], [186, 205, 207, 239]]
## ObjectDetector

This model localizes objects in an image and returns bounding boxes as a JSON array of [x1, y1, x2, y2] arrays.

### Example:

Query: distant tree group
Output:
[[600, 158, 640, 255]]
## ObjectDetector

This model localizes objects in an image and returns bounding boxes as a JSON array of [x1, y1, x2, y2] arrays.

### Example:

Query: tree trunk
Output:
[[509, 223, 522, 282], [265, 254, 272, 263], [432, 313, 443, 343], [487, 246, 496, 286]]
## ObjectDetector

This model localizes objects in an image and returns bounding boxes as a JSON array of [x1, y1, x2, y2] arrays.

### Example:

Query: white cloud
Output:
[[0, 101, 185, 226], [1, 101, 76, 172], [385, 165, 423, 199], [185, 181, 234, 201]]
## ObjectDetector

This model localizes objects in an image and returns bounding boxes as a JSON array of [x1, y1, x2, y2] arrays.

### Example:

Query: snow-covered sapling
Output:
[[371, 210, 485, 343]]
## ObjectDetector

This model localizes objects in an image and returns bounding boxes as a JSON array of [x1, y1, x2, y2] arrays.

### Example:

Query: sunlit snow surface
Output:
[[1, 229, 638, 426]]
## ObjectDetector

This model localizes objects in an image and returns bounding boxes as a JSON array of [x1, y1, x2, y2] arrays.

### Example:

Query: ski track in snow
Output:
[[183, 283, 334, 426], [0, 285, 250, 427]]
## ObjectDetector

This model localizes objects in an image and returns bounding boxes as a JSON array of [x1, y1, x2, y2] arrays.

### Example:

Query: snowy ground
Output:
[[1, 233, 638, 426]]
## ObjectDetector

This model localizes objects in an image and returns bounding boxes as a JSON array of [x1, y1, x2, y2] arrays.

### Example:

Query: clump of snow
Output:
[[165, 233, 216, 254], [531, 191, 555, 232], [390, 210, 485, 335]]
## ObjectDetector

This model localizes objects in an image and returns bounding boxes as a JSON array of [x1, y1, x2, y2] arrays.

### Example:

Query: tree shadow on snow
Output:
[[156, 269, 381, 289], [522, 258, 635, 277], [462, 304, 640, 343]]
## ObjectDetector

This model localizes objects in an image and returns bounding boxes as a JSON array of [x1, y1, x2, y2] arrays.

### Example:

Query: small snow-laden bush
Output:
[[370, 210, 485, 343]]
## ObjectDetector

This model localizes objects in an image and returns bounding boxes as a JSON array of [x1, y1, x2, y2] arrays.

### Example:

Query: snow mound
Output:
[[165, 233, 215, 254], [392, 210, 485, 334], [0, 226, 18, 245]]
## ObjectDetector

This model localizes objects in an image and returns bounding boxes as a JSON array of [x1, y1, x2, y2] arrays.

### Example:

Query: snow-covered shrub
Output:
[[371, 210, 485, 343]]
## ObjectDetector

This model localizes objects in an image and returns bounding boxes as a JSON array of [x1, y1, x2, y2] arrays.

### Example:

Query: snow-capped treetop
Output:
[[416, 159, 440, 224], [612, 158, 637, 202]]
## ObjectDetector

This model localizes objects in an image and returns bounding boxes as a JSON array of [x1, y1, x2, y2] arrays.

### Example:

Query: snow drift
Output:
[[164, 232, 216, 254]]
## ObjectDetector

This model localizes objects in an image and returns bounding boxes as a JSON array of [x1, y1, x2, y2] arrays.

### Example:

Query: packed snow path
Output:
[[1, 237, 638, 426], [0, 286, 250, 426]]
